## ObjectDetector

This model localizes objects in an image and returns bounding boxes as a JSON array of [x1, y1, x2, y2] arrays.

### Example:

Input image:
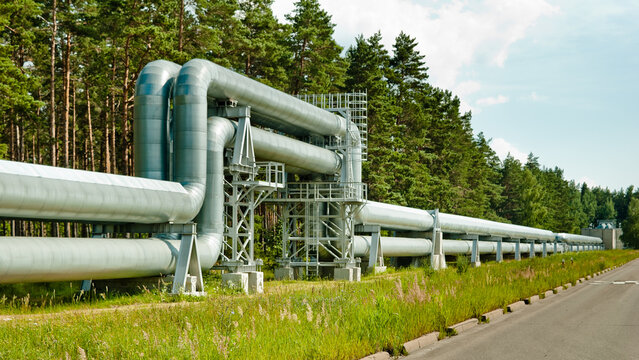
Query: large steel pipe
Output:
[[353, 236, 567, 258], [134, 60, 181, 181], [177, 59, 346, 137], [0, 160, 199, 224], [0, 237, 180, 283], [252, 126, 341, 175], [357, 201, 560, 242], [556, 233, 602, 245]]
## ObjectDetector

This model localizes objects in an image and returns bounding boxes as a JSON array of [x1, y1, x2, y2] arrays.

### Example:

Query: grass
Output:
[[0, 250, 636, 359]]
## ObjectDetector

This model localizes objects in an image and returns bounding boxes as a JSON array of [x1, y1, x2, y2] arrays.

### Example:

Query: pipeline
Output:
[[353, 236, 566, 258], [0, 59, 602, 284]]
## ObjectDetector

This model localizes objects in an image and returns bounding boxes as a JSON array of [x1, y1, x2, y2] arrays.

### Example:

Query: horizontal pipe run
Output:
[[353, 236, 569, 258], [251, 124, 341, 175], [356, 201, 559, 242], [178, 59, 347, 137], [556, 233, 602, 245], [0, 160, 201, 224], [0, 237, 180, 283]]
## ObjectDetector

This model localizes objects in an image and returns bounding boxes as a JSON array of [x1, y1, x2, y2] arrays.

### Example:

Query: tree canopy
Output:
[[1, 0, 638, 244]]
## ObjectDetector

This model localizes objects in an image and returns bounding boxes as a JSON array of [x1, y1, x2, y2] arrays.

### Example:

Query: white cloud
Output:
[[476, 95, 509, 106], [525, 91, 547, 102], [272, 0, 558, 93], [491, 138, 527, 163], [578, 176, 598, 188]]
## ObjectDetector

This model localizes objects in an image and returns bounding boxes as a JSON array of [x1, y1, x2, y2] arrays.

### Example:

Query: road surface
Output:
[[405, 259, 639, 360]]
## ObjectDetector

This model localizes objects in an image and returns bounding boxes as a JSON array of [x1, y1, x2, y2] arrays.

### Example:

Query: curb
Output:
[[360, 351, 391, 360], [524, 295, 539, 304], [481, 309, 504, 323], [507, 301, 526, 312], [402, 332, 439, 354], [448, 318, 478, 335]]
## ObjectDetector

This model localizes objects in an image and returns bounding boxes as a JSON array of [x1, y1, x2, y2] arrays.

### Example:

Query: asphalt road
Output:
[[405, 259, 639, 360]]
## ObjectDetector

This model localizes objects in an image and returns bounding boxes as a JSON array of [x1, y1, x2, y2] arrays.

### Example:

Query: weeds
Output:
[[456, 255, 470, 274], [0, 250, 636, 359]]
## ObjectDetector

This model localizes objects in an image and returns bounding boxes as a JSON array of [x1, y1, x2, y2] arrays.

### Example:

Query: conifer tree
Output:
[[285, 0, 345, 94]]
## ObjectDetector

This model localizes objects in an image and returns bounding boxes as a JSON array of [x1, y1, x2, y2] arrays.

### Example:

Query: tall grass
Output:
[[0, 250, 636, 359]]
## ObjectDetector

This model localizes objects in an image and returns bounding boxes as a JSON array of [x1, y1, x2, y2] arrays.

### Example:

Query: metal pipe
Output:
[[556, 233, 602, 245], [134, 60, 181, 181], [356, 201, 560, 242], [354, 236, 567, 258], [252, 126, 341, 175], [0, 237, 180, 283], [0, 160, 199, 224], [176, 59, 347, 137]]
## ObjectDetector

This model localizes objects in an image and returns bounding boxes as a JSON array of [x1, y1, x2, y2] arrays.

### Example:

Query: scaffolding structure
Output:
[[212, 104, 286, 274], [297, 92, 368, 161], [271, 93, 368, 279]]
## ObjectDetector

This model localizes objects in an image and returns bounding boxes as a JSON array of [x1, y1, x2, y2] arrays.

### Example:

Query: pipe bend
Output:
[[134, 60, 181, 181]]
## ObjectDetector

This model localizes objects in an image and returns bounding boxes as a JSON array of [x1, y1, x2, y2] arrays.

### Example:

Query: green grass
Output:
[[0, 250, 636, 359]]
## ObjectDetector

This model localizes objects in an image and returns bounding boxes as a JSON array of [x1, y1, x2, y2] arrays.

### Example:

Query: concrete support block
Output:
[[431, 229, 447, 270], [334, 267, 354, 281], [353, 267, 362, 282], [274, 267, 294, 281], [448, 318, 478, 335], [524, 295, 540, 304], [359, 351, 391, 360], [185, 275, 197, 294], [543, 290, 554, 299], [507, 301, 526, 312], [248, 271, 264, 294], [431, 254, 447, 270], [481, 309, 504, 323], [402, 332, 439, 354], [222, 272, 249, 294]]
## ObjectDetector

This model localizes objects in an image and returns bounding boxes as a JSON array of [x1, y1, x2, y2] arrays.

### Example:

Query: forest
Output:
[[2, 0, 639, 248]]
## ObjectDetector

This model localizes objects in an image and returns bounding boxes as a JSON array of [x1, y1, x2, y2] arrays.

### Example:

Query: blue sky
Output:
[[272, 0, 639, 191]]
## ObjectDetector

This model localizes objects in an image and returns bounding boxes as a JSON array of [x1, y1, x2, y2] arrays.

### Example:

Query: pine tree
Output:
[[622, 198, 639, 248], [285, 0, 345, 94], [389, 31, 428, 103]]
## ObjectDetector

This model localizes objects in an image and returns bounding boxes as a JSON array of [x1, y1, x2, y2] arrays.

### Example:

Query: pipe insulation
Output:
[[353, 236, 566, 258], [357, 201, 562, 242], [0, 160, 200, 224], [177, 59, 346, 137], [252, 126, 341, 175], [134, 60, 181, 181], [556, 233, 602, 245], [0, 237, 181, 283]]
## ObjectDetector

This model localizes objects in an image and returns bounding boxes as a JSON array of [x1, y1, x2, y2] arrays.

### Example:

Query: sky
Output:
[[271, 0, 639, 191]]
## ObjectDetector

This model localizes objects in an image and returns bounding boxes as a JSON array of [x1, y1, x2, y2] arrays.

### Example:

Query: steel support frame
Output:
[[275, 183, 366, 278], [529, 241, 535, 259]]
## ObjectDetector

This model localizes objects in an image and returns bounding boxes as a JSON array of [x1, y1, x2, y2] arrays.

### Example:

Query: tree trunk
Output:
[[9, 111, 14, 160], [85, 83, 95, 172], [63, 31, 71, 168], [122, 36, 131, 175], [104, 97, 111, 173], [110, 54, 118, 174], [50, 0, 58, 166], [72, 82, 77, 169], [178, 0, 184, 52]]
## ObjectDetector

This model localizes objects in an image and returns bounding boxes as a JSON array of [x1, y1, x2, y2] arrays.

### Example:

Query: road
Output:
[[405, 259, 639, 360]]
